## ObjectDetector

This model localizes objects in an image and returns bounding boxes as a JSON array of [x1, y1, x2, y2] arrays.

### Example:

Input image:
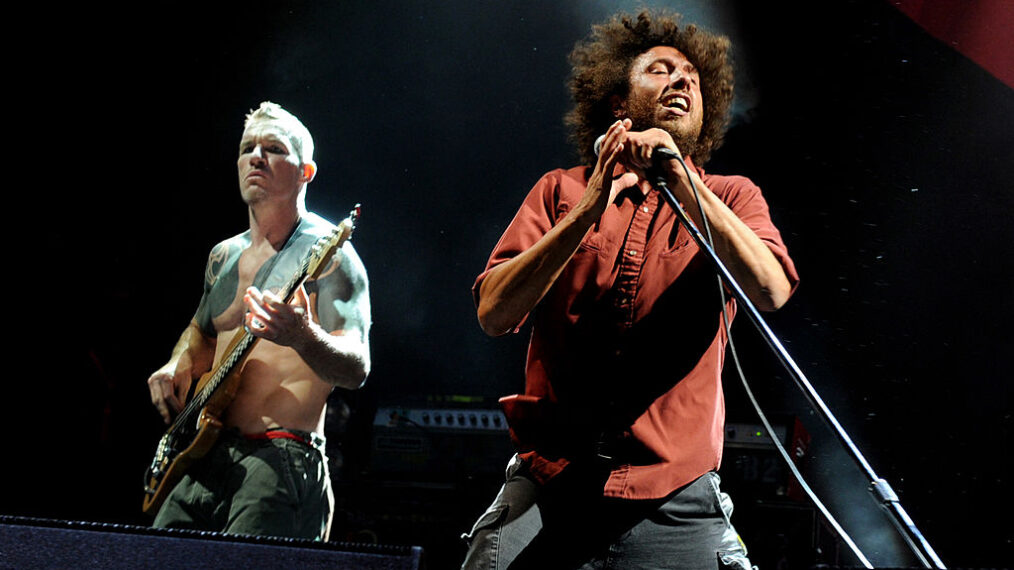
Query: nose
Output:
[[249, 144, 266, 165], [669, 70, 689, 89]]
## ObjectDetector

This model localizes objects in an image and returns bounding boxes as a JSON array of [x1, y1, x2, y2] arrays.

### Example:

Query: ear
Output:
[[610, 94, 627, 119], [301, 161, 318, 183]]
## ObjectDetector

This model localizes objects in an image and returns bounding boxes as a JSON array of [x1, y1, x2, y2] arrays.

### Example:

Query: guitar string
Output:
[[172, 255, 313, 434], [149, 217, 354, 499], [162, 223, 347, 446]]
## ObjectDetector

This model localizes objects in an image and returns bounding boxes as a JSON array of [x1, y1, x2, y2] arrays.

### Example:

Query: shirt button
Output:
[[628, 249, 637, 256], [642, 206, 650, 213]]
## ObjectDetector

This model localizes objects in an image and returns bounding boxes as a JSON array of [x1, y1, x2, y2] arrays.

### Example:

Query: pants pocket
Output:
[[707, 472, 756, 570], [273, 441, 308, 505], [462, 503, 509, 544]]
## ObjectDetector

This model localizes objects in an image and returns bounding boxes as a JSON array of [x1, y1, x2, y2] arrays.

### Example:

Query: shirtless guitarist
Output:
[[145, 101, 371, 540]]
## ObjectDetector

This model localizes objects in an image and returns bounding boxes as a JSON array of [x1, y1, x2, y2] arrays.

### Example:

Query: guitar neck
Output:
[[146, 207, 359, 514], [174, 207, 357, 428], [190, 265, 311, 409]]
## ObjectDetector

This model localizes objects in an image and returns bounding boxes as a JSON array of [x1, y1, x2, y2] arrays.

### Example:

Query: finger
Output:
[[643, 146, 656, 169], [248, 286, 287, 315], [635, 134, 660, 169], [596, 121, 626, 167], [605, 118, 625, 138], [627, 141, 648, 169], [261, 289, 282, 307], [157, 377, 176, 407], [147, 374, 162, 400], [265, 292, 303, 323], [166, 392, 183, 414], [172, 376, 190, 411], [589, 142, 623, 195], [590, 140, 620, 188], [653, 128, 678, 155], [243, 288, 264, 315], [610, 172, 640, 202], [150, 386, 170, 421], [246, 310, 271, 337], [605, 120, 628, 151], [245, 286, 262, 303], [148, 373, 168, 402], [156, 401, 171, 424], [150, 377, 173, 423], [244, 289, 273, 321], [602, 140, 625, 174], [259, 289, 295, 321], [291, 286, 309, 317]]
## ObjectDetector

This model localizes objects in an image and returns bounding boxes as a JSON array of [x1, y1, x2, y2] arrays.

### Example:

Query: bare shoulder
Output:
[[300, 211, 371, 335], [308, 240, 367, 305], [205, 232, 249, 287], [337, 241, 368, 290]]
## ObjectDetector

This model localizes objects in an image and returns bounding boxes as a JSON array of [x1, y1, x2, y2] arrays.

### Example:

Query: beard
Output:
[[624, 96, 702, 160]]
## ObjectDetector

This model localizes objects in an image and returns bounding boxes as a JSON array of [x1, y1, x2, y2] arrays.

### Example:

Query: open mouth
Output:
[[661, 93, 690, 113]]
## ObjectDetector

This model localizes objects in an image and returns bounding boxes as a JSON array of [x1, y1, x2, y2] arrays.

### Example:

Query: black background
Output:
[[7, 1, 1011, 568]]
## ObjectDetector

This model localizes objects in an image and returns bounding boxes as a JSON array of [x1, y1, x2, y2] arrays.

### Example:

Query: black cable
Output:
[[653, 149, 874, 568]]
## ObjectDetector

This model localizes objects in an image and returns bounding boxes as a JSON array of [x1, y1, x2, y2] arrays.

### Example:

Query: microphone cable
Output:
[[659, 149, 875, 569]]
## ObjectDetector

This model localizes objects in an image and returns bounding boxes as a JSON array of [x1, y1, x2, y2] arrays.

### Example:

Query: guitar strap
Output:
[[251, 216, 310, 293]]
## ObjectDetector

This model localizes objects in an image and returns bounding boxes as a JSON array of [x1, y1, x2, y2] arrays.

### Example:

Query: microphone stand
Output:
[[648, 149, 946, 569]]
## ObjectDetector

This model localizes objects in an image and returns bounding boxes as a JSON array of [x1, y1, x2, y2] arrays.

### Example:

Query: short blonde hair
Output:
[[244, 101, 315, 164]]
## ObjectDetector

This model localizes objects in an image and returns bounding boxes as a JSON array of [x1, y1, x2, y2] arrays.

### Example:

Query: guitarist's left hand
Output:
[[243, 286, 315, 348]]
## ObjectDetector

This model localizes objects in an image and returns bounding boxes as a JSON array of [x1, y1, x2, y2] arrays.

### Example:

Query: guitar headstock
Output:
[[306, 204, 361, 280], [349, 203, 360, 231]]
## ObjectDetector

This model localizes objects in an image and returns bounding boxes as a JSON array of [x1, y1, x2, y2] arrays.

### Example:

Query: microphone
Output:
[[594, 132, 684, 189], [645, 146, 683, 191], [652, 146, 681, 165], [594, 133, 681, 164]]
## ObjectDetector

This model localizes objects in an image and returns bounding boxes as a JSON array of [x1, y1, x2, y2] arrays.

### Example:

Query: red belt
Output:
[[245, 429, 313, 447]]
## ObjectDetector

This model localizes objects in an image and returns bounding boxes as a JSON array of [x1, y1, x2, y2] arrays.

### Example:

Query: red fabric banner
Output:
[[889, 0, 1014, 89]]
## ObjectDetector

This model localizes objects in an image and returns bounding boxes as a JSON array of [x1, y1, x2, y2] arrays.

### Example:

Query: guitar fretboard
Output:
[[172, 251, 316, 435]]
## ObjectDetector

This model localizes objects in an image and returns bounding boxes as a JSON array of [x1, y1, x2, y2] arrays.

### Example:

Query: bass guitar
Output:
[[142, 205, 359, 514]]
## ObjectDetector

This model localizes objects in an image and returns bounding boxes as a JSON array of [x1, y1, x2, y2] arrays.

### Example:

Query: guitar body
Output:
[[142, 206, 360, 516], [141, 408, 223, 514], [142, 365, 245, 515]]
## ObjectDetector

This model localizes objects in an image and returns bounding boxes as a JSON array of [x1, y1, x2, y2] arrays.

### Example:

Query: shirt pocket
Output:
[[556, 200, 613, 254], [578, 230, 608, 253], [657, 223, 694, 257]]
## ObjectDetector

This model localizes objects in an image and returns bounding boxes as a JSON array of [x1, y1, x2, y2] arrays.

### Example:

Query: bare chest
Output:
[[211, 246, 278, 332]]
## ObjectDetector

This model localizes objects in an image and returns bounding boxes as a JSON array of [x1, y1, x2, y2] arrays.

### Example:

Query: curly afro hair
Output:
[[565, 9, 735, 165]]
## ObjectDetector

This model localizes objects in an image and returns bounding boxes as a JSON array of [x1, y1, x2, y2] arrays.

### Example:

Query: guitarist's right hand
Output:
[[148, 356, 194, 424]]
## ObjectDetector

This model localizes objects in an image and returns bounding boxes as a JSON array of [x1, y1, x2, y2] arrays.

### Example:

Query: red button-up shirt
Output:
[[475, 160, 799, 499]]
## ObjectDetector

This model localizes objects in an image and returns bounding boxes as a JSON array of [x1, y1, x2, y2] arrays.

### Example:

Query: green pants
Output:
[[152, 428, 333, 541]]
